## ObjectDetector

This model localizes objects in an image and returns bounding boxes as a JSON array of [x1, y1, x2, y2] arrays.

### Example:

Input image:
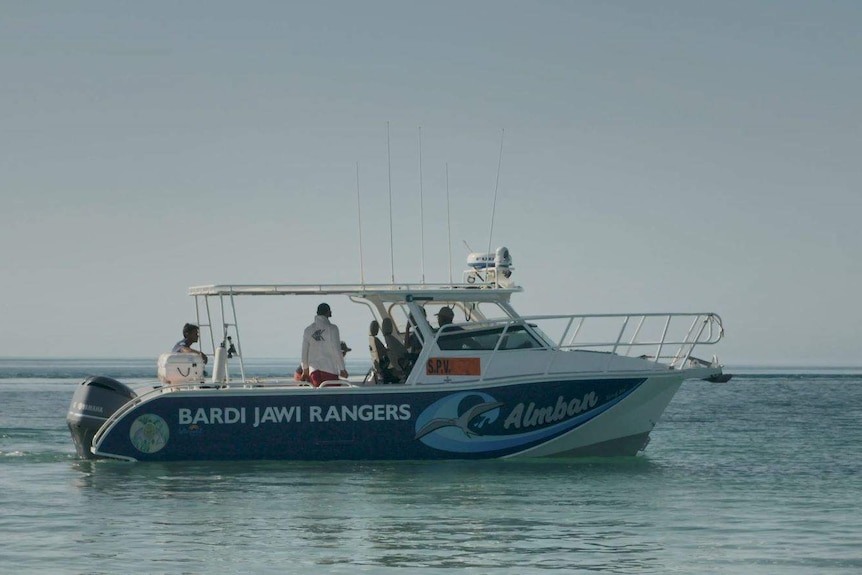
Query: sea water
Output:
[[1, 359, 860, 574]]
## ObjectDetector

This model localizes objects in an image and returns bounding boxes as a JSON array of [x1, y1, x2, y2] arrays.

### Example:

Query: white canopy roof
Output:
[[188, 283, 522, 304]]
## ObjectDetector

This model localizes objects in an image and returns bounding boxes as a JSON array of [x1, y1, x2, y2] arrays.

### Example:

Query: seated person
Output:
[[404, 309, 426, 357], [172, 323, 208, 364], [381, 318, 410, 379], [369, 321, 399, 384], [435, 306, 481, 350]]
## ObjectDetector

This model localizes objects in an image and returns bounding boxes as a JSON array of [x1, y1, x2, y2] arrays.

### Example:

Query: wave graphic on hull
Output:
[[414, 383, 643, 454]]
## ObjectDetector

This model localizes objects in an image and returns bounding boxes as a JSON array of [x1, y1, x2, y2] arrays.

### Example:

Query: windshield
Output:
[[436, 323, 545, 351]]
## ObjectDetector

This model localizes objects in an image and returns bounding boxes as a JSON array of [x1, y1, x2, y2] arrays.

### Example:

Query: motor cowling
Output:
[[67, 376, 137, 459]]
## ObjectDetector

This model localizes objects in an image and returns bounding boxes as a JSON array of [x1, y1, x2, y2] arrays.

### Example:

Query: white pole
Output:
[[446, 162, 453, 284], [387, 122, 395, 284], [419, 126, 426, 284], [486, 128, 505, 256], [356, 161, 365, 284]]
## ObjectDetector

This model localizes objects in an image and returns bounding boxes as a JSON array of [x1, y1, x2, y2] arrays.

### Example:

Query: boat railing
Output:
[[430, 312, 724, 377], [91, 385, 178, 449]]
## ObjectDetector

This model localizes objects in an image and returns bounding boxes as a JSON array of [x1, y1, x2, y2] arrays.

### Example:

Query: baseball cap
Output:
[[435, 306, 454, 318]]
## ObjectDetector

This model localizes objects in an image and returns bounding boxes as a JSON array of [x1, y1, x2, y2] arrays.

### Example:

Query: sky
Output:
[[1, 1, 860, 366]]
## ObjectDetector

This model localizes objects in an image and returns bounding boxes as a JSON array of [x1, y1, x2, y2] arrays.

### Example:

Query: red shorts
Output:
[[309, 370, 339, 387]]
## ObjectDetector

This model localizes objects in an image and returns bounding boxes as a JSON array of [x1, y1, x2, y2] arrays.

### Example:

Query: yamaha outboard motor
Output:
[[67, 376, 138, 459]]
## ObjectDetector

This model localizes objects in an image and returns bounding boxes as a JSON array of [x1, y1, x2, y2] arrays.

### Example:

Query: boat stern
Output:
[[67, 376, 138, 459]]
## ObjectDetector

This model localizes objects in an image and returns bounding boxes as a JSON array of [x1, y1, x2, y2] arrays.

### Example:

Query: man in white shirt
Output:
[[301, 303, 348, 387]]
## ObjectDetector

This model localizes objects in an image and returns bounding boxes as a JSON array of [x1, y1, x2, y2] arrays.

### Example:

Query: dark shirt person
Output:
[[435, 306, 481, 350], [435, 306, 458, 330], [172, 323, 208, 364], [404, 309, 426, 356]]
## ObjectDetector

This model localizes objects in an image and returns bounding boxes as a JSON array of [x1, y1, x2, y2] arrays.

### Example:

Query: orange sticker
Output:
[[426, 357, 481, 376]]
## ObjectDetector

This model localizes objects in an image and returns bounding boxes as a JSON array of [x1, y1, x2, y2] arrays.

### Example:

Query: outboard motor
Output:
[[67, 376, 137, 459]]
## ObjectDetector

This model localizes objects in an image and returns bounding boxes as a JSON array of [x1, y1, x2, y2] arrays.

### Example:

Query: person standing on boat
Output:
[[172, 323, 208, 364], [301, 303, 348, 387], [295, 341, 350, 382]]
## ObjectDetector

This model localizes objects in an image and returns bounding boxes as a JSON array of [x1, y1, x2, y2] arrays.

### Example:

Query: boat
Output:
[[67, 247, 729, 462]]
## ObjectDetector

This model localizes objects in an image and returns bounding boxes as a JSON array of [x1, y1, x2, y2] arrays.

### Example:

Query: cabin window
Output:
[[499, 327, 542, 350], [437, 324, 542, 351]]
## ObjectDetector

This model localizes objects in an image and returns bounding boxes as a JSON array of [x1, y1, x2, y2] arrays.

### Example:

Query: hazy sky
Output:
[[2, 1, 860, 366]]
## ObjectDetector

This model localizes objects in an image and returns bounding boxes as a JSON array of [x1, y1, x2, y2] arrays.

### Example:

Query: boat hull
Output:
[[84, 372, 685, 462]]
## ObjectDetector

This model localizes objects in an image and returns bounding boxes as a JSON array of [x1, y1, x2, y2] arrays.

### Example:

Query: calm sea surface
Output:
[[1, 358, 860, 574]]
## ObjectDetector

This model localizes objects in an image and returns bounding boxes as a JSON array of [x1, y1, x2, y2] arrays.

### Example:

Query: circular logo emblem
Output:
[[129, 414, 170, 454]]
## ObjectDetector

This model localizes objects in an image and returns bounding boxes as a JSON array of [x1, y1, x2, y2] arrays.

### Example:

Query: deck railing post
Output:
[[671, 315, 701, 367], [567, 317, 585, 347], [655, 315, 672, 364], [559, 316, 575, 347], [606, 316, 631, 372], [678, 315, 710, 367], [626, 315, 646, 357]]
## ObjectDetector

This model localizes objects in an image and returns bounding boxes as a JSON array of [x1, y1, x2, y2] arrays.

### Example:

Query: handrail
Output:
[[425, 312, 724, 377], [91, 384, 178, 449], [318, 380, 359, 388]]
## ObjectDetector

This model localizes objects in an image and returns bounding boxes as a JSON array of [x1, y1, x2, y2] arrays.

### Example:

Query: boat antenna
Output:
[[355, 161, 365, 284], [486, 128, 505, 257], [446, 162, 453, 284], [418, 126, 426, 284], [387, 121, 395, 284]]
